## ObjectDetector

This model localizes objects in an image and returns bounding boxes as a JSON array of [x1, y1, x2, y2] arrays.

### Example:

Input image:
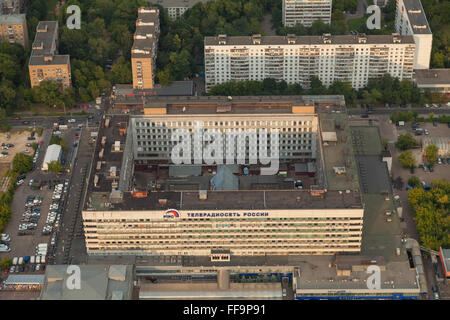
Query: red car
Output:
[[12, 117, 20, 120]]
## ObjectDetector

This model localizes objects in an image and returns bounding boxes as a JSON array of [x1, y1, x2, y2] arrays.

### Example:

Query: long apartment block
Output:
[[28, 21, 71, 88], [204, 33, 415, 91], [131, 7, 160, 90], [395, 0, 432, 69], [282, 0, 332, 27], [0, 13, 27, 47]]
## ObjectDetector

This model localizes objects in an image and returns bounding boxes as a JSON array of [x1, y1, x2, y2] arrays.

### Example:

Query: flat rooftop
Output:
[[320, 112, 360, 191], [87, 95, 362, 212], [205, 34, 415, 46], [413, 69, 450, 86], [29, 54, 70, 66], [295, 255, 419, 291], [402, 0, 432, 34], [86, 189, 362, 211], [31, 21, 58, 57], [147, 0, 207, 9], [0, 13, 25, 24], [139, 282, 282, 299]]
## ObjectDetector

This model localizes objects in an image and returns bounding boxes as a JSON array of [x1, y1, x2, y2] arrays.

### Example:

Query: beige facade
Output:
[[29, 61, 71, 89], [83, 207, 364, 256], [28, 21, 71, 88], [132, 56, 154, 89], [131, 7, 159, 90], [0, 13, 28, 48]]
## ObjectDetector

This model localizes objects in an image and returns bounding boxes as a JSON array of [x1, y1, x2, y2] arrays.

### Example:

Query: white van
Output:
[[40, 256, 46, 264], [12, 257, 18, 265], [35, 256, 40, 264], [18, 257, 23, 265], [30, 256, 35, 264]]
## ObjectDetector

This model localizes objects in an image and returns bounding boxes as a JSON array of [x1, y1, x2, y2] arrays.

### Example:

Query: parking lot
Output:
[[0, 126, 80, 279]]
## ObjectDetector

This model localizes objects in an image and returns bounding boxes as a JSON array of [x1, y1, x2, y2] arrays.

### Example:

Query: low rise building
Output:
[[28, 21, 71, 88], [42, 144, 62, 171], [0, 13, 28, 47], [413, 69, 450, 94], [422, 137, 450, 157], [40, 265, 134, 300]]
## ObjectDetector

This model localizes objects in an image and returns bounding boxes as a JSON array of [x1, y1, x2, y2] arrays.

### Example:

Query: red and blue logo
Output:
[[164, 209, 180, 218]]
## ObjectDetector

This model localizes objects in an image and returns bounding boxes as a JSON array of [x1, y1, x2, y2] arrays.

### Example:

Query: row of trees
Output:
[[0, 153, 33, 231], [408, 179, 450, 250], [207, 74, 429, 107]]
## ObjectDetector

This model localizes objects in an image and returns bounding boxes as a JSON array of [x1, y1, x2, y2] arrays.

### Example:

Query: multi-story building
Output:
[[0, 0, 23, 14], [149, 0, 207, 20], [82, 96, 364, 257], [204, 33, 415, 91], [0, 13, 27, 47], [28, 21, 71, 88], [282, 0, 332, 27], [395, 0, 432, 69], [131, 7, 160, 90]]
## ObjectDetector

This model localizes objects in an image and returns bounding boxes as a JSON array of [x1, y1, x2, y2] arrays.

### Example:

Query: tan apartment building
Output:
[[131, 7, 159, 90], [28, 21, 71, 88], [0, 13, 28, 48]]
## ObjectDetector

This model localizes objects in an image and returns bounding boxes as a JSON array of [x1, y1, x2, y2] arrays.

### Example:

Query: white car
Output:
[[68, 119, 76, 123], [16, 179, 24, 186]]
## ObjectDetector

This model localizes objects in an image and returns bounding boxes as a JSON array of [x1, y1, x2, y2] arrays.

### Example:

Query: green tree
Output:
[[47, 160, 63, 173], [408, 179, 450, 250], [398, 150, 416, 168], [395, 133, 418, 150], [0, 257, 12, 270], [408, 176, 421, 188], [424, 144, 438, 164], [12, 153, 33, 174]]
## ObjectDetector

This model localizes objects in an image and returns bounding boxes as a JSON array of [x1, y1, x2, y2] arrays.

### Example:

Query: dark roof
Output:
[[29, 55, 70, 66], [413, 69, 450, 85], [205, 34, 415, 46], [402, 0, 432, 34]]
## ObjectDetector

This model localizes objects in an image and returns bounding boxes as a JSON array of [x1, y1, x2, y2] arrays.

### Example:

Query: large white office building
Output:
[[395, 0, 432, 69], [83, 96, 364, 257], [204, 33, 415, 91], [282, 0, 332, 27]]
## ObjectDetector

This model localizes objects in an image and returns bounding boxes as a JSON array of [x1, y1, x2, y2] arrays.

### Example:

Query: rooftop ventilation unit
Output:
[[252, 34, 262, 45]]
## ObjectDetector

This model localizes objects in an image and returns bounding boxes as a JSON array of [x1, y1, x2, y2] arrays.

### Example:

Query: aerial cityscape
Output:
[[0, 0, 448, 306]]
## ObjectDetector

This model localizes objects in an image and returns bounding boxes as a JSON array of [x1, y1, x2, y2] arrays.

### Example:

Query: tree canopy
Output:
[[395, 133, 419, 151], [12, 153, 33, 174], [424, 144, 438, 164], [408, 179, 450, 250], [398, 150, 416, 169]]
